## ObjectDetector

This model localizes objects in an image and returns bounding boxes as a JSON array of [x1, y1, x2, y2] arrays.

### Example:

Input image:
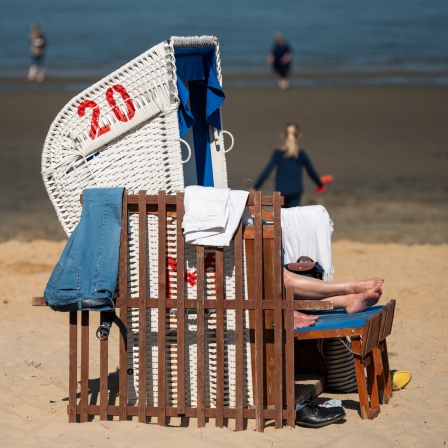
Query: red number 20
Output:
[[77, 100, 110, 140], [77, 84, 135, 140]]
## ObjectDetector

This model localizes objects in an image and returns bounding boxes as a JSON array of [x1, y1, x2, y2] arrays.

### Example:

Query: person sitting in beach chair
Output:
[[278, 203, 383, 329]]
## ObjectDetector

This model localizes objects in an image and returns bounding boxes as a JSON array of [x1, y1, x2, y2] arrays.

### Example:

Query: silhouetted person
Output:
[[267, 33, 293, 90], [253, 123, 329, 207], [28, 24, 47, 82]]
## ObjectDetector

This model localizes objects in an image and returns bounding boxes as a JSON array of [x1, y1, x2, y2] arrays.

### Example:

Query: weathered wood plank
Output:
[[138, 191, 147, 423]]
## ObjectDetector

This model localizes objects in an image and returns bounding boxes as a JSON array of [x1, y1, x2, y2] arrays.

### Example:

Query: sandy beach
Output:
[[0, 76, 447, 447]]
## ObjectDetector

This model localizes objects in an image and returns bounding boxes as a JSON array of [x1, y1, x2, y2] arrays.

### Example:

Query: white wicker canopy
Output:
[[42, 35, 230, 236]]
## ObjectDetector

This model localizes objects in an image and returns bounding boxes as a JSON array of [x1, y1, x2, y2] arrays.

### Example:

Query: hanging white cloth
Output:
[[182, 186, 249, 247], [281, 205, 334, 281]]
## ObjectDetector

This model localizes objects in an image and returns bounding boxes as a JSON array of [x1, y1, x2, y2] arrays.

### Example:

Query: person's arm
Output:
[[280, 52, 293, 64], [301, 150, 323, 187], [280, 43, 293, 64], [253, 151, 278, 189]]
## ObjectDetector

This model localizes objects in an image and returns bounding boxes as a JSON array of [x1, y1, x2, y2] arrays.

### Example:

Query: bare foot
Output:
[[345, 284, 382, 314], [294, 311, 318, 329], [353, 277, 384, 294]]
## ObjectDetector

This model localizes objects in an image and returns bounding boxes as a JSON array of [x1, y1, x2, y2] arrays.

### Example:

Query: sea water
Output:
[[1, 0, 447, 83]]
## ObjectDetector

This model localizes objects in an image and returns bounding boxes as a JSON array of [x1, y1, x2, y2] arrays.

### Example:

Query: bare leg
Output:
[[284, 268, 383, 317], [278, 77, 289, 90], [36, 66, 45, 82], [27, 65, 37, 81], [283, 268, 383, 300]]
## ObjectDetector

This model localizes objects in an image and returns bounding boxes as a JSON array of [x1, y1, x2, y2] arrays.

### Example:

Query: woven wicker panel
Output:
[[126, 213, 254, 408], [42, 41, 182, 236]]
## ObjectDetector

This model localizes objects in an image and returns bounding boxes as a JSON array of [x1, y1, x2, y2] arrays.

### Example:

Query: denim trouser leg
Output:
[[44, 188, 124, 311]]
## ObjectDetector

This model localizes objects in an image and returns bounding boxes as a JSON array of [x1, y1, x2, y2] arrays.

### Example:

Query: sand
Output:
[[0, 77, 447, 446]]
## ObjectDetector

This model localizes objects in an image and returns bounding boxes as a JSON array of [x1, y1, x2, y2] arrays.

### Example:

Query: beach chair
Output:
[[35, 35, 326, 431]]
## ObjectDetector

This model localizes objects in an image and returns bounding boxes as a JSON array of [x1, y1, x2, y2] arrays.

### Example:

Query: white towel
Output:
[[281, 205, 334, 281], [183, 186, 249, 247], [182, 185, 230, 233]]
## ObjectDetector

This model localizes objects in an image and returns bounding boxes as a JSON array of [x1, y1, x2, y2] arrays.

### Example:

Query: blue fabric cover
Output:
[[294, 315, 371, 333], [176, 78, 195, 139], [175, 46, 225, 187], [175, 47, 225, 137], [294, 306, 384, 333]]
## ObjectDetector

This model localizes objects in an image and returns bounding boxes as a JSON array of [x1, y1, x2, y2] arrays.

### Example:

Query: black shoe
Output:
[[295, 403, 346, 428]]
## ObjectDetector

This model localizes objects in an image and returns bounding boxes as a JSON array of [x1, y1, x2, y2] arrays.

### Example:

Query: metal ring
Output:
[[221, 130, 235, 154], [180, 138, 192, 164]]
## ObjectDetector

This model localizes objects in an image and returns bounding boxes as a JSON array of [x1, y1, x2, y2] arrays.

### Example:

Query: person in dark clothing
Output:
[[267, 33, 293, 89], [28, 24, 47, 82], [253, 123, 325, 207]]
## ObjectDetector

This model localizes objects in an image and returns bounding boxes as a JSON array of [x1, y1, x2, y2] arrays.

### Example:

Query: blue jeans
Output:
[[44, 188, 124, 311]]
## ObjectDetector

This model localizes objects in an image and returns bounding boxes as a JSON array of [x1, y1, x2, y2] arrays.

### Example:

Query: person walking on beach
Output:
[[27, 24, 47, 82], [267, 33, 293, 90], [253, 123, 331, 207]]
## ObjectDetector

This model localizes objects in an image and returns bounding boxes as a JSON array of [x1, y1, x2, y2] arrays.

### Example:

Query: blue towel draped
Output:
[[175, 47, 225, 138]]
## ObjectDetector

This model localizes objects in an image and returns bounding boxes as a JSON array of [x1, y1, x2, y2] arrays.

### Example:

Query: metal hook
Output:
[[180, 138, 192, 164], [242, 179, 254, 191]]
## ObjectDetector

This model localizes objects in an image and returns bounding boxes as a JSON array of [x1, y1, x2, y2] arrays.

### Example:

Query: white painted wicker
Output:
[[42, 40, 182, 235]]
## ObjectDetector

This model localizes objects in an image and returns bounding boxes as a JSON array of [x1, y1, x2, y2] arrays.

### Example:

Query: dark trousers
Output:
[[283, 195, 301, 208]]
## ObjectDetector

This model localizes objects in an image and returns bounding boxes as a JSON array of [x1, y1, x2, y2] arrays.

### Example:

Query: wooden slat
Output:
[[272, 192, 283, 428], [157, 191, 167, 426], [196, 245, 205, 428], [246, 195, 284, 207], [295, 300, 333, 311], [175, 193, 186, 415], [68, 312, 77, 422], [351, 337, 370, 419], [296, 327, 365, 339], [138, 191, 147, 423], [124, 297, 332, 311], [242, 226, 275, 240], [234, 222, 244, 431], [124, 194, 283, 207], [32, 296, 47, 306], [253, 191, 265, 432], [284, 286, 296, 428], [215, 248, 224, 428], [99, 312, 109, 420], [262, 240, 276, 408], [80, 404, 295, 420], [80, 311, 89, 422], [118, 190, 128, 420]]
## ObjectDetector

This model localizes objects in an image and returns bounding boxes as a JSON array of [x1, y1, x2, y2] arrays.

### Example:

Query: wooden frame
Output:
[[33, 190, 396, 427], [32, 191, 320, 431]]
